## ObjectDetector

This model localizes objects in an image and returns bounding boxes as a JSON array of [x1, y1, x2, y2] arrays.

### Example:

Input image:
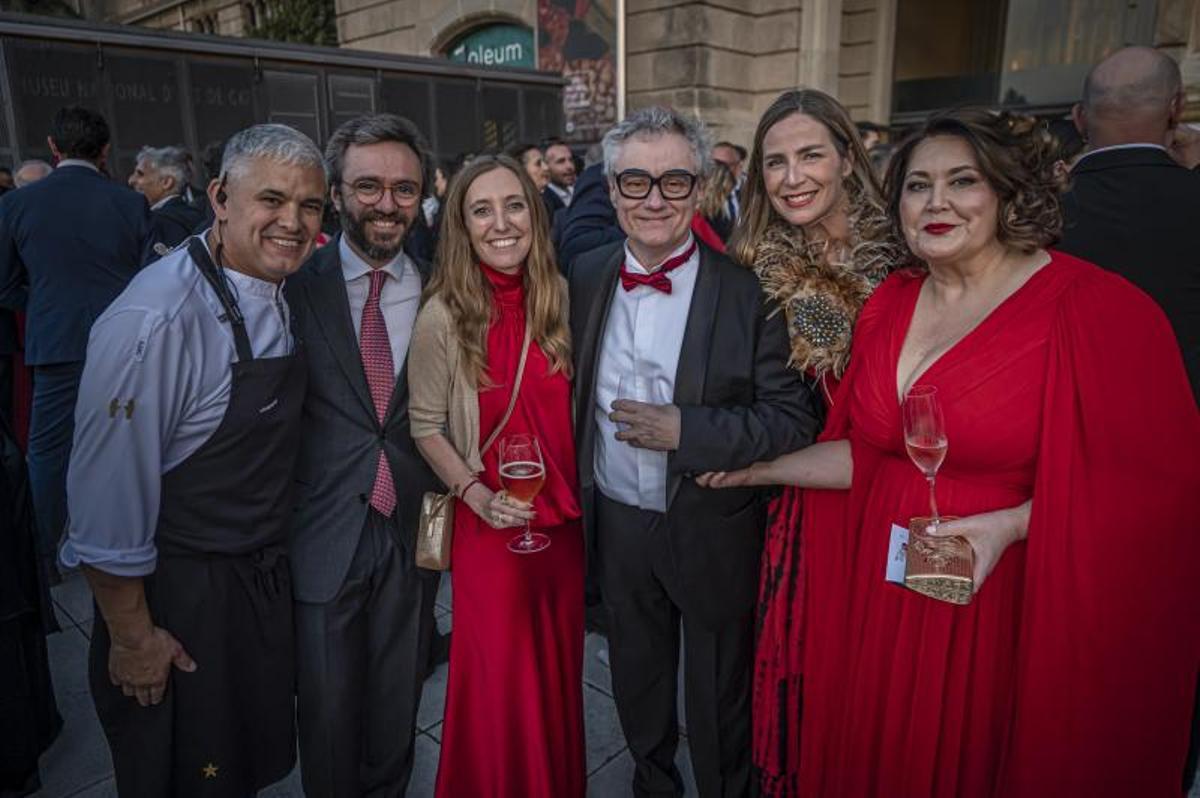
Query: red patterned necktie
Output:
[[360, 269, 397, 517], [619, 240, 697, 294]]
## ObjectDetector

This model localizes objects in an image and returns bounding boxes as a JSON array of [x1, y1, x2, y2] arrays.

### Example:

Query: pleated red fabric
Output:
[[434, 264, 585, 798], [798, 252, 1200, 797]]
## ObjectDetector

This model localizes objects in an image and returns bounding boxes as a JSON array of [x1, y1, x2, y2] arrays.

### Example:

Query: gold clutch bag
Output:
[[416, 491, 455, 571], [414, 322, 531, 573]]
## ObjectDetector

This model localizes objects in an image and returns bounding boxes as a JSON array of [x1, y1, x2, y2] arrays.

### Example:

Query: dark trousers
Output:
[[295, 509, 430, 798], [595, 491, 755, 798], [0, 354, 13, 435], [27, 362, 83, 566]]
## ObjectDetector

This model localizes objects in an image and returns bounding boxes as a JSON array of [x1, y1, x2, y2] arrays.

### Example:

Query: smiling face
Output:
[[609, 132, 700, 268], [334, 140, 423, 267], [463, 166, 532, 274], [210, 157, 326, 283], [898, 134, 1002, 266], [761, 112, 852, 232]]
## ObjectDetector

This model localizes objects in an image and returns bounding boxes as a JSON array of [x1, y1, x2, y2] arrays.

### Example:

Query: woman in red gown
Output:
[[703, 108, 1200, 796], [727, 89, 900, 796], [409, 155, 585, 798]]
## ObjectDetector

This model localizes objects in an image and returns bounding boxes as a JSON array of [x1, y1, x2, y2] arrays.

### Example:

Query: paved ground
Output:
[[35, 573, 1200, 797], [33, 572, 698, 798]]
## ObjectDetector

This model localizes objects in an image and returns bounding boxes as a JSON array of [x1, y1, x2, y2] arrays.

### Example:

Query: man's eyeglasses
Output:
[[614, 169, 698, 200], [341, 179, 422, 206]]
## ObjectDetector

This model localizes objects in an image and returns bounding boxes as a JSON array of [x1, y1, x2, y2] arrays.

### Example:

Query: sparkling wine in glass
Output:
[[616, 374, 653, 431], [499, 433, 550, 554], [901, 385, 973, 605]]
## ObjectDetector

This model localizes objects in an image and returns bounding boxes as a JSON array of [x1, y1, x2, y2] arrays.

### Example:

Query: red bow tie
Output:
[[619, 241, 697, 294]]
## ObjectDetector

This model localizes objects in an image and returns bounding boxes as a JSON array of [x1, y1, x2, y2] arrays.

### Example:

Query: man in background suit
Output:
[[570, 107, 818, 797], [0, 105, 151, 578], [286, 113, 440, 797], [1060, 46, 1200, 400], [128, 145, 205, 254]]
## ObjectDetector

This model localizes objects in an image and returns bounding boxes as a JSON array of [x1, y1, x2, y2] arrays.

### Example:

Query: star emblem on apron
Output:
[[202, 763, 218, 779]]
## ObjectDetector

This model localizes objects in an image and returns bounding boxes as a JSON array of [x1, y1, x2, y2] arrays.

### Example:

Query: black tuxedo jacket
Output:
[[570, 240, 819, 628], [284, 238, 441, 603], [1059, 146, 1200, 400]]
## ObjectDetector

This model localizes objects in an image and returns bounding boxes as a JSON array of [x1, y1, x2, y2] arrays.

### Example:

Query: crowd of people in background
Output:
[[0, 42, 1198, 798]]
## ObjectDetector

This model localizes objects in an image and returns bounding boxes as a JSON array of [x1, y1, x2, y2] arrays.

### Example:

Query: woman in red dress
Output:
[[703, 108, 1200, 795], [727, 89, 900, 797], [409, 155, 585, 798]]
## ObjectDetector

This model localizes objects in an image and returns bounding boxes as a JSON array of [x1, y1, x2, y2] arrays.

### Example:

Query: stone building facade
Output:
[[104, 0, 1200, 145]]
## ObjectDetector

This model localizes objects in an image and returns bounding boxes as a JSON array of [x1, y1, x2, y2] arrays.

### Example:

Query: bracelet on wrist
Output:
[[459, 478, 482, 501]]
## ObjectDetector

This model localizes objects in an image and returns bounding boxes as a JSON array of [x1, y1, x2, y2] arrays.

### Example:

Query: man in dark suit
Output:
[[556, 161, 624, 273], [1060, 46, 1200, 401], [0, 105, 151, 576], [286, 114, 440, 797], [570, 107, 819, 797], [128, 145, 205, 255]]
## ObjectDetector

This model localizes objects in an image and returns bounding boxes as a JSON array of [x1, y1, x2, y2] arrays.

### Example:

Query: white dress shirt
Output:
[[593, 234, 699, 512], [55, 158, 99, 172], [548, 182, 573, 207], [1074, 142, 1168, 166], [62, 235, 294, 576], [339, 236, 422, 378]]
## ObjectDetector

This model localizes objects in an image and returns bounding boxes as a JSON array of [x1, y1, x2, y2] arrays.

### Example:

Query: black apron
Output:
[[89, 238, 307, 797]]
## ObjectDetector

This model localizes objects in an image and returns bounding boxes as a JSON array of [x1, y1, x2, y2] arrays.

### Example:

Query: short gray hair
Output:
[[136, 145, 191, 191], [219, 123, 326, 186], [14, 159, 52, 187], [602, 106, 713, 178], [324, 113, 431, 194]]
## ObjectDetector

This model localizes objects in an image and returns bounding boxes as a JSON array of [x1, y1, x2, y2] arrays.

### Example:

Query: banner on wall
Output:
[[537, 0, 617, 143], [447, 24, 535, 69]]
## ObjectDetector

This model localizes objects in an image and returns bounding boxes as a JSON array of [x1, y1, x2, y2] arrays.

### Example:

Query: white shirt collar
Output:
[[56, 158, 99, 173], [150, 194, 181, 211], [1075, 142, 1168, 166], [549, 182, 573, 203], [195, 231, 285, 301], [623, 233, 697, 275], [338, 235, 409, 284]]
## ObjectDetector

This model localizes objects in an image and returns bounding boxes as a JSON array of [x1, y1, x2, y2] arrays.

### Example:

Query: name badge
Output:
[[886, 523, 909, 585]]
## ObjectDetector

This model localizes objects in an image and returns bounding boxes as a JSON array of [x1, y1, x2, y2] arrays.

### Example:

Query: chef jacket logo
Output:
[[108, 399, 135, 419]]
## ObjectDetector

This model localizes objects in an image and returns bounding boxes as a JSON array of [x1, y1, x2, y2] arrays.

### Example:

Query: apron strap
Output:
[[187, 236, 254, 362]]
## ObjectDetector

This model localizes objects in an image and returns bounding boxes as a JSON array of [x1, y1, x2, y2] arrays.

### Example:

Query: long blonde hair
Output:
[[425, 154, 572, 386], [729, 89, 887, 266]]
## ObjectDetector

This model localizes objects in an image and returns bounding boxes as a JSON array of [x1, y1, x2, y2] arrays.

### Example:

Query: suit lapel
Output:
[[575, 246, 624, 481], [305, 246, 377, 422], [667, 244, 720, 506]]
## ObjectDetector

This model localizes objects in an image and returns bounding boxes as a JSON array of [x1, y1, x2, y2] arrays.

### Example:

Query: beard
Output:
[[342, 206, 410, 262]]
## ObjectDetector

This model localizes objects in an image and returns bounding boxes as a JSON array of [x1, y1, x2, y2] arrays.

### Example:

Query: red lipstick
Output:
[[923, 223, 954, 235]]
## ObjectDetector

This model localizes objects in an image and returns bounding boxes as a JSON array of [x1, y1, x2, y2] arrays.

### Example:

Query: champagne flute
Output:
[[901, 385, 973, 604], [902, 385, 948, 526], [499, 433, 550, 554], [616, 374, 652, 432]]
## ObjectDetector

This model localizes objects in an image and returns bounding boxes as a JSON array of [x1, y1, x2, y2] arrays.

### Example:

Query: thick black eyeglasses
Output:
[[614, 169, 698, 200], [341, 179, 422, 206]]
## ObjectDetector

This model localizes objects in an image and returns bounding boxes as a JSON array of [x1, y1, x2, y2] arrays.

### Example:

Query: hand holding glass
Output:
[[498, 433, 550, 554], [901, 385, 973, 604]]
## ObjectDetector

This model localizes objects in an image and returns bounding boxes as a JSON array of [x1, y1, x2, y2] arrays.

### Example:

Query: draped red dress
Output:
[[798, 252, 1200, 797], [435, 265, 586, 798]]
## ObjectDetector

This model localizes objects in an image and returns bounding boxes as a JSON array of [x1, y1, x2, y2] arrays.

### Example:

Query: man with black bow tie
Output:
[[569, 106, 819, 798]]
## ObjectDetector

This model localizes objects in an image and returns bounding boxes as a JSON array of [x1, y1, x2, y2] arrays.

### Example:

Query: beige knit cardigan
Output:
[[407, 279, 567, 475]]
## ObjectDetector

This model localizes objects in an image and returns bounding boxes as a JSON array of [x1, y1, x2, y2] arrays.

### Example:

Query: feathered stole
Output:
[[751, 213, 902, 379]]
